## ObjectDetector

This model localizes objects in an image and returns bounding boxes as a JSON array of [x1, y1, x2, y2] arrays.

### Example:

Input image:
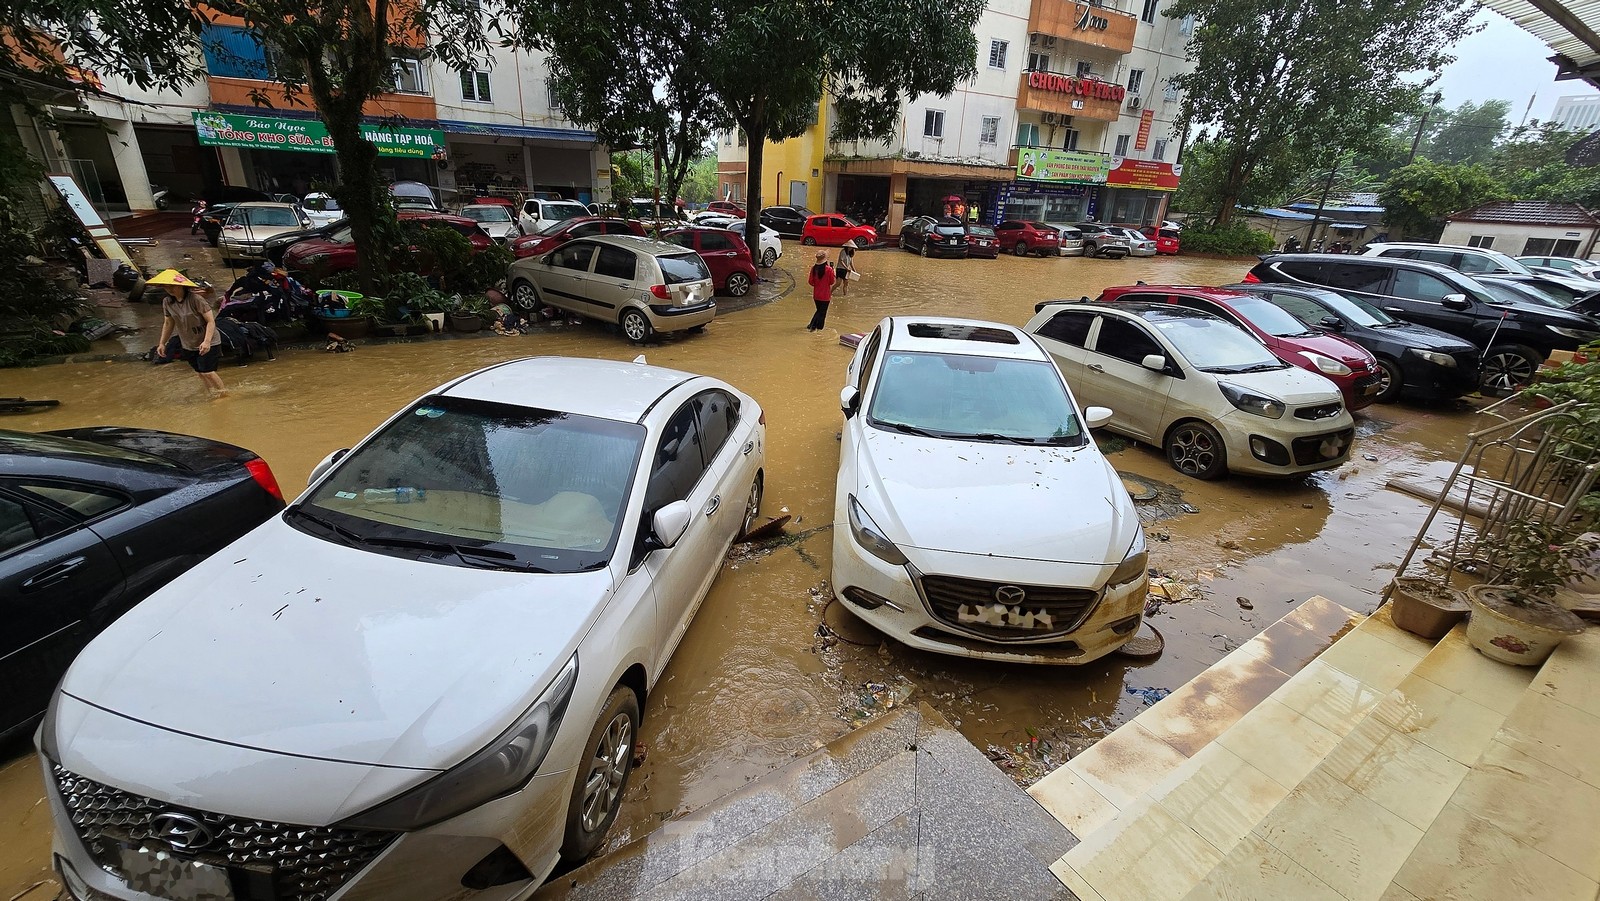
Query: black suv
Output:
[[1247, 254, 1600, 393]]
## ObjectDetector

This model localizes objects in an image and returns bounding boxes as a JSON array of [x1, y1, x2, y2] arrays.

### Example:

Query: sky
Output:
[[1431, 7, 1599, 126]]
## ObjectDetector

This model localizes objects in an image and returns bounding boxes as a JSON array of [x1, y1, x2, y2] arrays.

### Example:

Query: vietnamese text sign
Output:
[[1134, 109, 1154, 151], [192, 111, 446, 159], [1016, 148, 1112, 184], [1106, 159, 1181, 192]]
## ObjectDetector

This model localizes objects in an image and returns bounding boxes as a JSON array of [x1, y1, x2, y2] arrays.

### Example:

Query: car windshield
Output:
[[327, 226, 354, 244], [545, 202, 588, 222], [463, 206, 512, 223], [296, 397, 645, 572], [867, 352, 1085, 446], [231, 207, 300, 227], [1478, 279, 1567, 308], [306, 195, 340, 211], [1149, 315, 1284, 372], [1302, 290, 1394, 327], [1226, 294, 1320, 337], [660, 253, 711, 284]]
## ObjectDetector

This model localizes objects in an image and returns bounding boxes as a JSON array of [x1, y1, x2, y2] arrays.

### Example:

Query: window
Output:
[[1092, 318, 1164, 365], [924, 109, 945, 138], [664, 232, 693, 249], [0, 495, 36, 555], [200, 24, 276, 79], [1262, 292, 1332, 327], [1391, 269, 1457, 302], [1152, 138, 1168, 160], [699, 231, 735, 251], [570, 222, 606, 237], [16, 481, 128, 523], [1076, 61, 1094, 78], [692, 390, 739, 460], [551, 243, 595, 271], [1457, 253, 1500, 274], [460, 69, 492, 102], [1037, 310, 1095, 347], [1017, 122, 1041, 146], [1028, 52, 1050, 72], [980, 116, 1000, 145], [1321, 263, 1389, 293], [391, 58, 427, 94], [988, 39, 1008, 69], [546, 79, 561, 111], [594, 246, 636, 280], [1063, 128, 1080, 150], [1467, 235, 1495, 249], [857, 328, 883, 391], [1127, 69, 1144, 94], [645, 403, 708, 513], [1114, 134, 1131, 156], [1142, 0, 1159, 23]]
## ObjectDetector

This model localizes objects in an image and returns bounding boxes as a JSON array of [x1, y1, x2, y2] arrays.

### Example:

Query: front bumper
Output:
[[220, 241, 268, 259], [1399, 353, 1480, 400], [1212, 409, 1355, 477]]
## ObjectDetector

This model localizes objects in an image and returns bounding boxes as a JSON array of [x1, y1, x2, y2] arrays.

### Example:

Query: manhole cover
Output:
[[1113, 623, 1164, 659]]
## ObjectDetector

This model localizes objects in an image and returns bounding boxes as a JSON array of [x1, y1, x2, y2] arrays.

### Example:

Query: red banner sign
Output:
[[1026, 71, 1127, 103], [1134, 109, 1154, 151], [1106, 159, 1181, 192]]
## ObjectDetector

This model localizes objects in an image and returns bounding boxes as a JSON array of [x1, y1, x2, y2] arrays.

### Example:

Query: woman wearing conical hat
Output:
[[149, 269, 226, 396]]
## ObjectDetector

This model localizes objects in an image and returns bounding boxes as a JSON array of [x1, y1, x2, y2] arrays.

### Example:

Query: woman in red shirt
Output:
[[805, 250, 836, 331]]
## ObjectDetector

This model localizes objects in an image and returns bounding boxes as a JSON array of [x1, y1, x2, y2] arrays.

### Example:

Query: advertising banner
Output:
[[1015, 148, 1112, 184], [192, 111, 446, 159], [1134, 109, 1154, 151], [1106, 159, 1181, 192]]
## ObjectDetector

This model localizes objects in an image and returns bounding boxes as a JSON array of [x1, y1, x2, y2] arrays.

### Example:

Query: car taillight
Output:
[[1242, 271, 1261, 283], [245, 457, 284, 502], [651, 284, 671, 299]]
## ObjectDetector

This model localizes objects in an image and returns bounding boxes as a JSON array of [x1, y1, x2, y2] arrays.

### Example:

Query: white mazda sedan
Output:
[[39, 357, 764, 901], [833, 317, 1148, 665]]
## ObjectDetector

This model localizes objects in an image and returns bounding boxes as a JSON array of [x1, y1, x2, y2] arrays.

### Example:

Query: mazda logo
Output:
[[150, 812, 213, 851], [994, 585, 1027, 604]]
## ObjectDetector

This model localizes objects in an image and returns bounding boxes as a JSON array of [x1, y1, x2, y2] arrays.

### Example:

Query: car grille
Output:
[[1353, 373, 1384, 395], [1291, 428, 1355, 466], [920, 574, 1099, 640], [53, 765, 396, 901], [1295, 401, 1344, 420]]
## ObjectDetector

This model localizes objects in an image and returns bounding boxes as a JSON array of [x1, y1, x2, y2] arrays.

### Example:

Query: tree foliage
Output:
[[1167, 0, 1476, 223], [1424, 100, 1510, 164], [1379, 160, 1505, 239]]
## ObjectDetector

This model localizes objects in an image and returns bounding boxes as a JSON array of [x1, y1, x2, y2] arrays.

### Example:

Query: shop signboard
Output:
[[1016, 148, 1112, 184], [192, 111, 446, 159], [1106, 159, 1181, 192], [1134, 109, 1154, 151]]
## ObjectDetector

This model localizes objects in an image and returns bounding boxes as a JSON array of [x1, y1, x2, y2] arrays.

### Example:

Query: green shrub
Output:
[[1175, 221, 1277, 256], [464, 243, 514, 294]]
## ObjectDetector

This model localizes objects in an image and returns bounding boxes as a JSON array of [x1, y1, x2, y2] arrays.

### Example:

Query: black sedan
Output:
[[759, 205, 813, 237], [1226, 283, 1480, 403], [0, 427, 285, 739], [898, 216, 969, 257]]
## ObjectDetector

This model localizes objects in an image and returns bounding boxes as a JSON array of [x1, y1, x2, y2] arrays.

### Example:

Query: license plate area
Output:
[[118, 841, 251, 901]]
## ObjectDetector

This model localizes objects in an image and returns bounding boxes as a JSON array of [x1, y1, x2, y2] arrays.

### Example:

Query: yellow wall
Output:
[[761, 101, 829, 210]]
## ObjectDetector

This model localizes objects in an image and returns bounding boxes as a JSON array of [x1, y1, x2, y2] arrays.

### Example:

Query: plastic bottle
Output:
[[363, 487, 426, 504]]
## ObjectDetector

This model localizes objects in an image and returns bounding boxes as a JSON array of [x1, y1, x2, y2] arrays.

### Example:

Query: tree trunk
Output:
[[323, 111, 389, 295], [741, 100, 766, 247]]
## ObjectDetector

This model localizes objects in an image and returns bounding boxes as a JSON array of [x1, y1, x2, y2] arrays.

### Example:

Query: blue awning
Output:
[[1287, 202, 1385, 214], [438, 120, 597, 143], [1246, 207, 1317, 220]]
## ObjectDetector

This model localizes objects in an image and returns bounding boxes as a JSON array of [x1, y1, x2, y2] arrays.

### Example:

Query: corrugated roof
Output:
[[1481, 0, 1600, 87], [1287, 202, 1386, 214], [1448, 200, 1600, 226]]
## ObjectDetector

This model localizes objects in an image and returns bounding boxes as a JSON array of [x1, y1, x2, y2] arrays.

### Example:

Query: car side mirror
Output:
[[1141, 353, 1168, 372], [1441, 293, 1471, 311], [652, 500, 692, 549], [1319, 316, 1344, 331], [1084, 406, 1113, 429], [308, 448, 349, 486], [841, 385, 861, 416]]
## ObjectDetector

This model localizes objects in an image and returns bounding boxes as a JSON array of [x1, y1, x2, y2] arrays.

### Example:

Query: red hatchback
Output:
[[661, 227, 760, 297], [1139, 225, 1182, 255], [707, 200, 747, 216], [801, 214, 877, 247], [509, 216, 646, 259], [1098, 285, 1384, 410], [993, 220, 1062, 257], [283, 211, 494, 284]]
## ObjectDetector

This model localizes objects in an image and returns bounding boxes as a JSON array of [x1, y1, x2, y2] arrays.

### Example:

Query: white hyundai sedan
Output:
[[833, 317, 1148, 665], [40, 357, 764, 901]]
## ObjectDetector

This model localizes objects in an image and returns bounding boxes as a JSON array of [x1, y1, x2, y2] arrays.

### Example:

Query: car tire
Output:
[[1374, 357, 1406, 404], [1083, 241, 1097, 257], [761, 247, 777, 267], [511, 279, 541, 311], [742, 473, 763, 537], [560, 686, 640, 864], [802, 236, 817, 246], [1479, 344, 1542, 396], [687, 324, 706, 334], [620, 308, 653, 343], [920, 242, 930, 258], [1165, 420, 1228, 480], [1013, 241, 1029, 257], [726, 272, 752, 297]]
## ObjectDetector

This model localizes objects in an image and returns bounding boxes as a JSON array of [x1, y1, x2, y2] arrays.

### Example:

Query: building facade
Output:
[[1440, 201, 1600, 259], [1550, 94, 1600, 133]]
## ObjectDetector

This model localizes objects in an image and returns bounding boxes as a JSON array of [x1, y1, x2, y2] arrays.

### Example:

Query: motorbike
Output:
[[190, 199, 207, 234], [151, 184, 170, 210]]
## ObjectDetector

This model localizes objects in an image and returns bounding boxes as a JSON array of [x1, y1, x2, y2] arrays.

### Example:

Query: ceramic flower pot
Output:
[[448, 312, 483, 333], [1389, 576, 1471, 640], [1465, 584, 1586, 666]]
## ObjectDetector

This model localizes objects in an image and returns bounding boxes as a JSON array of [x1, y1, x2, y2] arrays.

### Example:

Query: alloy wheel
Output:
[[1168, 425, 1219, 477], [742, 476, 763, 537], [761, 247, 777, 267], [621, 310, 650, 342], [580, 713, 633, 833], [512, 281, 539, 310], [1481, 349, 1535, 393], [726, 272, 751, 297]]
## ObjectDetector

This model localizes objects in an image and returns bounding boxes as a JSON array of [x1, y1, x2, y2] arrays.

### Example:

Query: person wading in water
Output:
[[150, 269, 226, 397], [805, 250, 836, 331]]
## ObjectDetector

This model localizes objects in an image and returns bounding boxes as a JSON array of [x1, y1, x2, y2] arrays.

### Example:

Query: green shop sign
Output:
[[192, 111, 446, 159], [1015, 148, 1111, 184]]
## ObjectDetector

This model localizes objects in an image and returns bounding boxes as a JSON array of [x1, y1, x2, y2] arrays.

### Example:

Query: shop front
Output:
[[192, 111, 446, 197], [1000, 148, 1112, 223], [438, 126, 602, 206], [1098, 159, 1181, 225], [828, 157, 1014, 235]]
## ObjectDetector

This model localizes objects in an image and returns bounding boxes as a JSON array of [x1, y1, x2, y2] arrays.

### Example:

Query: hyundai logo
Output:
[[994, 585, 1027, 604], [150, 812, 213, 851]]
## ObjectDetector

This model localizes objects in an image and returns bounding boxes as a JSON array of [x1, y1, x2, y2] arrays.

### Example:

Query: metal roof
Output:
[[1481, 0, 1600, 87], [1448, 200, 1600, 226]]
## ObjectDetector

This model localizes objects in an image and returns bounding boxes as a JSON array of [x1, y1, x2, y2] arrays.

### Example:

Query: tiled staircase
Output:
[[1028, 596, 1600, 901]]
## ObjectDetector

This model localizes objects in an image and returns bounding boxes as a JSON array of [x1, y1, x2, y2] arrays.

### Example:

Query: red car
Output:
[[662, 227, 759, 297], [1098, 285, 1384, 411], [282, 211, 494, 284], [706, 200, 747, 216], [509, 216, 647, 259], [964, 223, 1000, 258], [993, 220, 1062, 257], [801, 213, 877, 247], [1139, 225, 1182, 255]]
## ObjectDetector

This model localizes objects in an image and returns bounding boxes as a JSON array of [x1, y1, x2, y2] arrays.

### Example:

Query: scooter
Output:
[[190, 199, 207, 234], [151, 184, 170, 210]]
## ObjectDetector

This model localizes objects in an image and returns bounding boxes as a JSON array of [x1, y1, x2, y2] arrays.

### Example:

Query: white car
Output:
[[727, 220, 782, 268], [40, 356, 765, 901], [516, 198, 589, 236], [832, 316, 1148, 665], [459, 203, 519, 243], [301, 191, 343, 227], [218, 202, 311, 261], [1025, 301, 1354, 479]]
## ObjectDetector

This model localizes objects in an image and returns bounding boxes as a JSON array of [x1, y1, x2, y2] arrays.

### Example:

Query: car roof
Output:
[[1104, 284, 1250, 301], [1036, 300, 1230, 325], [1264, 252, 1466, 278], [397, 210, 475, 225], [442, 357, 709, 422], [883, 317, 1047, 361], [578, 233, 699, 256], [231, 202, 299, 210]]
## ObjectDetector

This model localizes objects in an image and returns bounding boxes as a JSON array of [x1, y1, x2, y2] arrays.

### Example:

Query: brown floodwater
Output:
[[0, 240, 1483, 896]]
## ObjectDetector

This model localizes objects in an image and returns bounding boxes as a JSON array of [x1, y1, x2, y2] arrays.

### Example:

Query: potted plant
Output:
[[1387, 575, 1471, 640], [1466, 519, 1593, 665], [448, 294, 491, 332]]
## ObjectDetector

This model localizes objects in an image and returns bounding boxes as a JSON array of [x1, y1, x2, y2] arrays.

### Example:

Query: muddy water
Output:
[[0, 240, 1483, 893]]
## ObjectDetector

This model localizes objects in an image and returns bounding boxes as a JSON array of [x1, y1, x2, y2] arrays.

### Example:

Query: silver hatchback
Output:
[[507, 235, 716, 342]]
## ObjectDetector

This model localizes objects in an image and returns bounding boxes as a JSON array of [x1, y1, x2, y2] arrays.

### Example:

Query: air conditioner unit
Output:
[[1041, 112, 1059, 126], [1043, 36, 1057, 48], [1029, 34, 1040, 47], [1128, 95, 1143, 110]]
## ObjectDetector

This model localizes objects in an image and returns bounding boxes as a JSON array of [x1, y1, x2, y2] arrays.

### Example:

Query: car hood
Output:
[[1486, 297, 1600, 327], [1364, 321, 1477, 353], [1277, 331, 1374, 367], [59, 519, 610, 769], [1212, 364, 1344, 405], [855, 428, 1136, 564], [283, 239, 346, 263]]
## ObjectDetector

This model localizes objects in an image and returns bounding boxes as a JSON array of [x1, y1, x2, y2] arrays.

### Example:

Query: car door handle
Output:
[[1384, 307, 1403, 313], [23, 556, 86, 591], [742, 441, 755, 456], [704, 496, 720, 517], [1088, 363, 1105, 372]]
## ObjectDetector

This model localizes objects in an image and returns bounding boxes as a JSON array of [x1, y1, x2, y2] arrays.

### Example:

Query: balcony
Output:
[[1028, 0, 1138, 55], [1016, 71, 1127, 122]]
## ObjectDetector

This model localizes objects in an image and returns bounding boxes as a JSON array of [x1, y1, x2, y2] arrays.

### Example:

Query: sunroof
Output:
[[905, 323, 1020, 344]]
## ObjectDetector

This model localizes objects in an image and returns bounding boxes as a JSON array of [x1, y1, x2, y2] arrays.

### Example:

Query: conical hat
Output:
[[145, 269, 198, 287]]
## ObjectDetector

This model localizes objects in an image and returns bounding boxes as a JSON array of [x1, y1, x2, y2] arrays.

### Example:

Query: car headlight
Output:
[[1549, 325, 1600, 340], [1107, 529, 1148, 588], [848, 495, 908, 566], [1298, 351, 1353, 377], [1408, 348, 1457, 367], [339, 654, 578, 830], [1218, 382, 1285, 419]]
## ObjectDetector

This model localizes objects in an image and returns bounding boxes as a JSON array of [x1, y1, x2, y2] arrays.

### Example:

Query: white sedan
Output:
[[40, 357, 765, 901], [832, 316, 1148, 664], [726, 220, 783, 268]]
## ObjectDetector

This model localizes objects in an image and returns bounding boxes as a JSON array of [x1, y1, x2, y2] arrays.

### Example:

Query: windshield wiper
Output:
[[959, 432, 1079, 446], [877, 421, 947, 439], [1235, 362, 1287, 373], [361, 535, 553, 572], [286, 506, 364, 547]]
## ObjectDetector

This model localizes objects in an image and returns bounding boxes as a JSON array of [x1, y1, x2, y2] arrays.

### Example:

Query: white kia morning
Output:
[[39, 356, 764, 901], [833, 317, 1148, 664]]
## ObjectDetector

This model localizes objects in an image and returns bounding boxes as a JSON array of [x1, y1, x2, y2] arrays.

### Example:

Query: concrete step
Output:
[[537, 702, 1076, 901]]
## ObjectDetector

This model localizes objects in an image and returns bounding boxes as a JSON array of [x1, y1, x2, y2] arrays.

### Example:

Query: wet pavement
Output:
[[0, 233, 1484, 899]]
